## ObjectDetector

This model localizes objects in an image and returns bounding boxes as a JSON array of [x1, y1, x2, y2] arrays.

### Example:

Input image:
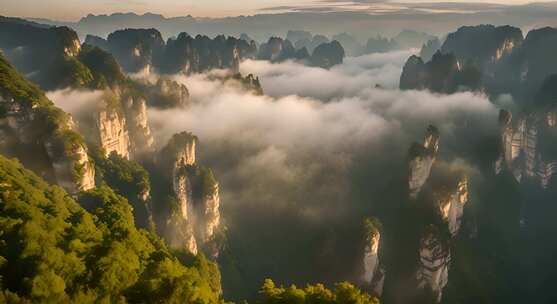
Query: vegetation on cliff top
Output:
[[0, 155, 222, 303]]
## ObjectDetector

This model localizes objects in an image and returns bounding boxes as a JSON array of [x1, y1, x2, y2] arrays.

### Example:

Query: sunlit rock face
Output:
[[0, 83, 95, 195], [496, 109, 557, 188], [44, 130, 96, 194], [157, 132, 222, 256], [441, 25, 523, 67], [123, 96, 154, 156], [199, 183, 221, 243], [96, 106, 130, 159], [432, 175, 469, 237], [416, 225, 451, 303], [361, 218, 385, 296], [409, 125, 440, 199]]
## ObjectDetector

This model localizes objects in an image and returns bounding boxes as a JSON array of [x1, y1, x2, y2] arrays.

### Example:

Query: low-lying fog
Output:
[[48, 51, 499, 299]]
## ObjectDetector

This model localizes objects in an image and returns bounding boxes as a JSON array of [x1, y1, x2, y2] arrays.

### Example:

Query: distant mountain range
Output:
[[27, 2, 557, 41]]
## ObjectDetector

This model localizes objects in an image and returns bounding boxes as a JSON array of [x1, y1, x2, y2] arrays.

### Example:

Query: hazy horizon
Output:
[[2, 0, 557, 21]]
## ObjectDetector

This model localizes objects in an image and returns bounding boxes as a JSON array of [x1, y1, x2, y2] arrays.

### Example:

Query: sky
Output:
[[0, 0, 554, 21]]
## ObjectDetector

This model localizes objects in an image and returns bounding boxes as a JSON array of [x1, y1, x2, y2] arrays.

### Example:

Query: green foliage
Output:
[[0, 52, 90, 183], [90, 147, 150, 203], [363, 217, 382, 239], [58, 56, 94, 88], [258, 279, 379, 304], [0, 54, 50, 108], [78, 44, 126, 89], [188, 166, 219, 199], [0, 155, 223, 303]]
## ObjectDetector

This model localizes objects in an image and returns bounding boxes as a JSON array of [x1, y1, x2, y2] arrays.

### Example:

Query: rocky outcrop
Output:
[[43, 128, 96, 194], [310, 40, 345, 69], [106, 28, 165, 73], [123, 95, 154, 156], [400, 50, 481, 93], [226, 73, 264, 95], [408, 126, 439, 198], [0, 54, 95, 194], [258, 37, 308, 62], [293, 34, 330, 54], [496, 109, 557, 188], [432, 175, 469, 237], [159, 33, 256, 75], [84, 34, 109, 51], [96, 101, 130, 159], [146, 77, 190, 109], [0, 19, 87, 90], [420, 38, 441, 62], [96, 29, 257, 75], [157, 132, 222, 256], [400, 55, 427, 90], [361, 217, 385, 296], [441, 25, 523, 67], [416, 225, 451, 303]]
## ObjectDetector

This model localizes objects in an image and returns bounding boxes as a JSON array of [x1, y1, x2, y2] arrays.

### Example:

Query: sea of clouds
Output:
[[48, 51, 500, 299]]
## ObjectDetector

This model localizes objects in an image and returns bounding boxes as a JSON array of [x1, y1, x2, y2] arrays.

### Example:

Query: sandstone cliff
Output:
[[432, 175, 469, 237], [123, 95, 154, 156], [96, 103, 131, 159], [495, 109, 557, 188], [408, 125, 439, 199], [361, 217, 385, 296], [156, 132, 222, 256], [416, 225, 451, 303], [310, 40, 345, 69], [0, 55, 95, 194]]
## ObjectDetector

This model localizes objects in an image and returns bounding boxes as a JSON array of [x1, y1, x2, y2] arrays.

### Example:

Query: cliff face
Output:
[[146, 77, 191, 109], [292, 34, 330, 54], [160, 33, 255, 75], [416, 225, 451, 303], [361, 218, 385, 296], [420, 38, 441, 62], [43, 127, 96, 194], [156, 132, 222, 256], [433, 175, 469, 236], [310, 40, 345, 69], [93, 29, 256, 75], [0, 54, 95, 194], [123, 95, 154, 156], [441, 25, 523, 67], [96, 106, 131, 159], [408, 125, 439, 198], [400, 51, 475, 93], [0, 20, 89, 90], [258, 37, 308, 62], [106, 28, 165, 73], [496, 109, 557, 188]]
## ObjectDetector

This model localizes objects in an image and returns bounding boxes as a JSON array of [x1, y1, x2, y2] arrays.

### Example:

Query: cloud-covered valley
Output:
[[48, 52, 499, 300]]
